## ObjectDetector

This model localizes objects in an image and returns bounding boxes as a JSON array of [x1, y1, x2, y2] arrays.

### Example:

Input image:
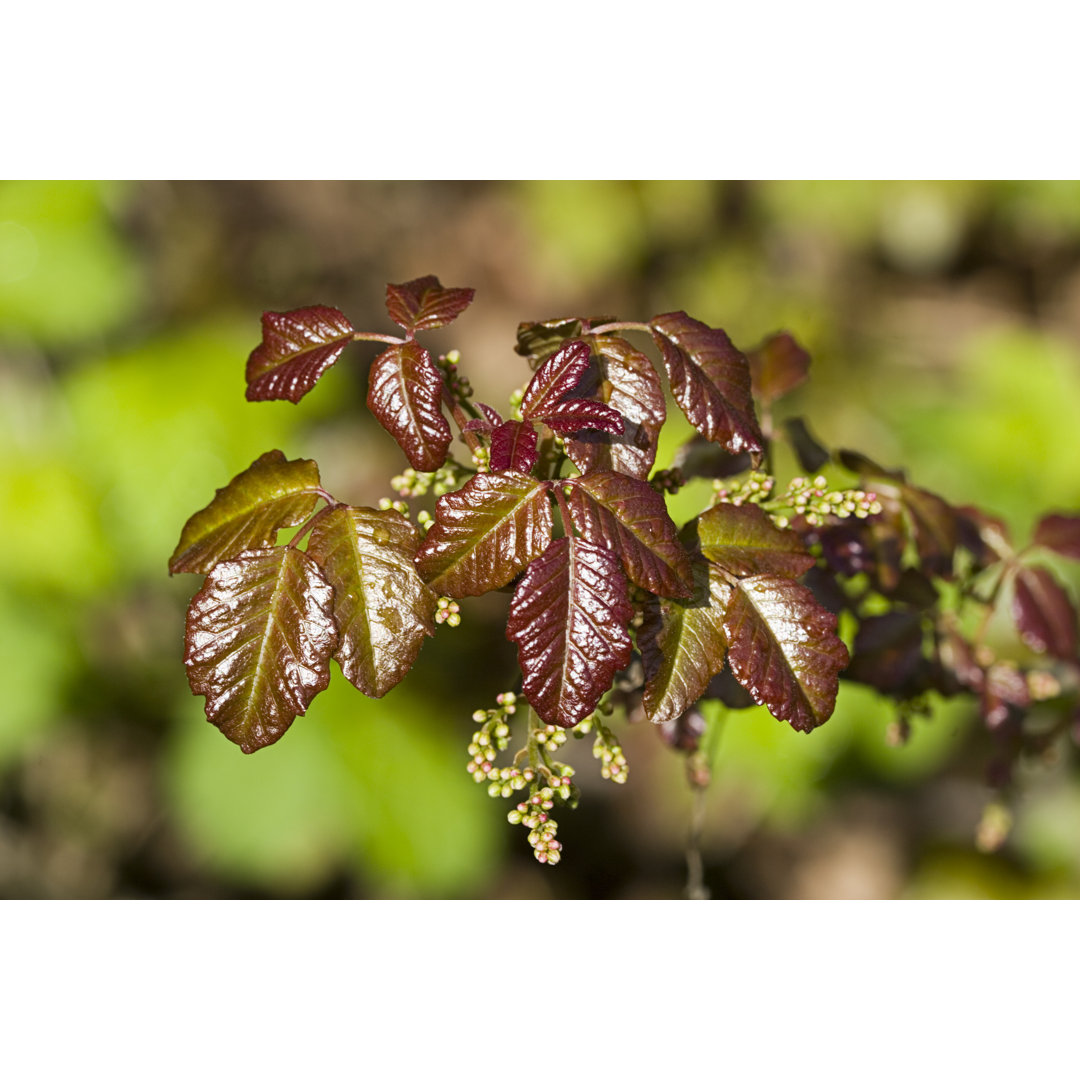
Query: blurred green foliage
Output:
[[2, 180, 1079, 898]]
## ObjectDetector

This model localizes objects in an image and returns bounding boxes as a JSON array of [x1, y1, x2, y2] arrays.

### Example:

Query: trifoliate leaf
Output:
[[566, 335, 666, 480], [384, 275, 475, 334], [695, 502, 815, 579], [506, 536, 633, 728], [567, 471, 694, 598], [650, 311, 764, 458], [307, 506, 437, 697], [416, 472, 553, 597], [169, 450, 321, 575], [639, 557, 732, 725], [723, 574, 849, 732], [245, 305, 355, 403], [1011, 564, 1078, 660], [367, 341, 452, 472], [184, 547, 337, 753]]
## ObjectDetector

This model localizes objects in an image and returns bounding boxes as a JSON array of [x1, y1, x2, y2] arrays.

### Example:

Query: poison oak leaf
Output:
[[307, 505, 437, 697], [367, 341, 452, 472], [1034, 513, 1080, 560], [566, 335, 665, 480], [1011, 564, 1079, 659], [520, 339, 593, 419], [722, 574, 849, 732], [416, 472, 554, 596], [184, 547, 337, 753], [639, 557, 732, 725], [694, 502, 816, 579], [385, 275, 475, 334], [169, 450, 321, 575], [747, 331, 811, 404], [650, 312, 764, 458], [567, 471, 694, 598], [506, 536, 633, 728], [245, 306, 355, 403], [489, 419, 540, 474]]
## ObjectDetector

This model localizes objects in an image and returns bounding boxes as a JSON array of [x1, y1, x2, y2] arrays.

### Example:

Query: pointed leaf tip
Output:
[[385, 276, 475, 334], [246, 305, 354, 403]]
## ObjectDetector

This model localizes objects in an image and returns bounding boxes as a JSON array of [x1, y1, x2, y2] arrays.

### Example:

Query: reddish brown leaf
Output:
[[506, 536, 633, 728], [416, 472, 553, 597], [640, 557, 732, 725], [307, 505, 437, 698], [533, 398, 624, 436], [566, 335, 666, 480], [515, 318, 590, 369], [1012, 564, 1078, 659], [520, 339, 592, 420], [245, 306, 355, 403], [846, 611, 926, 694], [747, 332, 811, 404], [367, 341, 452, 472], [169, 451, 321, 575], [695, 502, 815, 579], [1034, 514, 1080, 560], [184, 547, 337, 753], [489, 420, 539, 474], [650, 311, 764, 457], [723, 574, 849, 731], [567, 471, 694, 598], [385, 276, 475, 334]]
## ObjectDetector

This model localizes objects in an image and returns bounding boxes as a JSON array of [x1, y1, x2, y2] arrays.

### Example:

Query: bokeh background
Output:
[[2, 180, 1079, 899]]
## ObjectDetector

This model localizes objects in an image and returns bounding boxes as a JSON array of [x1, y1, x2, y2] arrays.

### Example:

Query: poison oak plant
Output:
[[171, 276, 1080, 870]]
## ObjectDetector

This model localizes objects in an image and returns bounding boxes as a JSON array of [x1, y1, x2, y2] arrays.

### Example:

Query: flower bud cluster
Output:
[[465, 692, 520, 786], [508, 387, 525, 422], [507, 787, 562, 865], [712, 471, 775, 507], [437, 350, 473, 401], [390, 463, 464, 499], [651, 468, 686, 494], [773, 475, 882, 529], [435, 597, 461, 627], [471, 445, 490, 472], [416, 509, 434, 534], [377, 498, 410, 516], [592, 721, 629, 783]]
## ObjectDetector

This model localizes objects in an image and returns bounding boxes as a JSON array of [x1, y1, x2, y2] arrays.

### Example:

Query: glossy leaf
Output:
[[169, 451, 321, 575], [184, 547, 337, 753], [367, 341, 452, 472], [1034, 514, 1080, 560], [246, 306, 355, 403], [723, 574, 849, 732], [1012, 564, 1078, 659], [567, 471, 694, 598], [515, 318, 587, 369], [506, 536, 633, 728], [489, 420, 539, 474], [534, 398, 624, 436], [695, 502, 815, 579], [307, 505, 437, 697], [639, 557, 732, 724], [463, 402, 504, 434], [520, 339, 592, 419], [747, 331, 811, 404], [416, 472, 553, 597], [565, 335, 665, 480], [650, 311, 764, 457], [385, 275, 475, 334]]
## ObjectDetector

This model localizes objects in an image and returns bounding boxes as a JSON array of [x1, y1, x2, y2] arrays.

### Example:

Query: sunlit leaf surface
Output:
[[245, 306, 355, 403], [385, 275, 475, 333]]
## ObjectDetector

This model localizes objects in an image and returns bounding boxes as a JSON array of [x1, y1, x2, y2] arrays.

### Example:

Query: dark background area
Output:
[[2, 180, 1079, 898]]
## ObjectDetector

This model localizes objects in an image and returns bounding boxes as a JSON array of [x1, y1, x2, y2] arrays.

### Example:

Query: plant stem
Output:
[[352, 331, 404, 346], [589, 320, 652, 336]]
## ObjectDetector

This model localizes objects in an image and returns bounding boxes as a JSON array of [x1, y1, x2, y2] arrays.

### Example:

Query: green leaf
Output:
[[639, 557, 732, 725], [695, 502, 816, 579], [567, 471, 694, 598], [514, 318, 588, 370], [185, 547, 338, 752], [169, 450, 321, 575], [367, 341, 452, 472], [307, 505, 437, 697], [723, 574, 849, 732], [506, 536, 633, 728], [416, 472, 554, 597], [245, 305, 356, 403]]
